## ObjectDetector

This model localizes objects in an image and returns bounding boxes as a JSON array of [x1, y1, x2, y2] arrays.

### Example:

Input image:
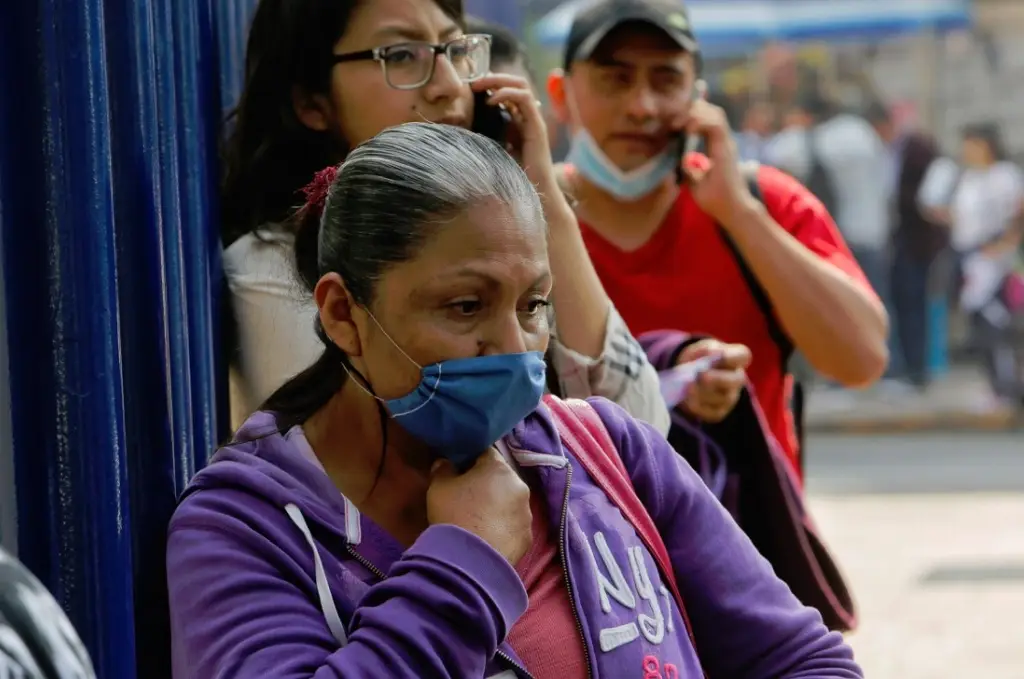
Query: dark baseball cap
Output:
[[563, 0, 699, 70]]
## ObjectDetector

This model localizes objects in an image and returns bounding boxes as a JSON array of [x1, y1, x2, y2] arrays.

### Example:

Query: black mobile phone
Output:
[[676, 81, 706, 184], [471, 89, 512, 147]]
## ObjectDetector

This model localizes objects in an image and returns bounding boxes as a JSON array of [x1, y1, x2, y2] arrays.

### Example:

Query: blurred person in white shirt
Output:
[[765, 95, 894, 387], [734, 98, 774, 164], [930, 124, 1024, 406], [765, 96, 890, 277]]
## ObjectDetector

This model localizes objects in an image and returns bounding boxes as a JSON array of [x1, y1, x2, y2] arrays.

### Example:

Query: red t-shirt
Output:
[[507, 491, 588, 679], [578, 158, 871, 474]]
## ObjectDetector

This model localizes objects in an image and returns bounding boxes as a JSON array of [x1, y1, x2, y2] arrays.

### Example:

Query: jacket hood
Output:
[[181, 411, 359, 542]]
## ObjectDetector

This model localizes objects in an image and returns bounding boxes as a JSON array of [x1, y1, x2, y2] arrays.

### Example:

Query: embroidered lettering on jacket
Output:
[[587, 531, 674, 653], [643, 654, 680, 679]]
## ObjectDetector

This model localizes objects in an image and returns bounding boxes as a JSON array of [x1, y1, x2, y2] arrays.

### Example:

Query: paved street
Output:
[[804, 432, 1024, 678]]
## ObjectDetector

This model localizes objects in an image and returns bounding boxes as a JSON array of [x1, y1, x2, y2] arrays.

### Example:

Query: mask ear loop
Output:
[[340, 361, 443, 418], [338, 309, 443, 417]]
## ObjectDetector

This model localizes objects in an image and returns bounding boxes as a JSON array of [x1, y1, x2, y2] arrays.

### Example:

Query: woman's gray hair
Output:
[[265, 121, 547, 429], [314, 122, 545, 304]]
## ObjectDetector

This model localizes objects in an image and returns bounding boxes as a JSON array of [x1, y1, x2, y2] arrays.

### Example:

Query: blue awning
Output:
[[535, 0, 973, 51]]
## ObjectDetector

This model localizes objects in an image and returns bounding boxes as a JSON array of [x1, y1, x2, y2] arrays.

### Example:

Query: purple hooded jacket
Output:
[[167, 398, 861, 679]]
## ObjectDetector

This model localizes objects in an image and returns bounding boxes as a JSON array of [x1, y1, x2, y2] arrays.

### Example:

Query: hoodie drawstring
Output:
[[284, 502, 348, 646]]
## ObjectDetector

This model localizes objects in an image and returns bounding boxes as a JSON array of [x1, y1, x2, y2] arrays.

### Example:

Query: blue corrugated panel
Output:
[[0, 0, 138, 676], [0, 0, 246, 675]]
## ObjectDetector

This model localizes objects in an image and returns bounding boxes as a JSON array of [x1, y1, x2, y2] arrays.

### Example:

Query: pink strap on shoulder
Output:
[[543, 396, 702, 661]]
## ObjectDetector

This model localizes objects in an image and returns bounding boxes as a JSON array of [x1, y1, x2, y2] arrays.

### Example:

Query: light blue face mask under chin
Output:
[[567, 129, 682, 201]]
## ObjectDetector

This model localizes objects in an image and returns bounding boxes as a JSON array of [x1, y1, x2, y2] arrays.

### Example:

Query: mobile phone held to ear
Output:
[[676, 79, 707, 185], [472, 89, 512, 147]]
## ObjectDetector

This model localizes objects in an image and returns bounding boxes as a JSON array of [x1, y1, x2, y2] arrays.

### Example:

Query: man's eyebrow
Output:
[[591, 56, 634, 68]]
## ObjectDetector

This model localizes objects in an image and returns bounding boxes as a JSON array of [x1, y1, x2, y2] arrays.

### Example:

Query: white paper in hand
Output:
[[658, 353, 721, 408]]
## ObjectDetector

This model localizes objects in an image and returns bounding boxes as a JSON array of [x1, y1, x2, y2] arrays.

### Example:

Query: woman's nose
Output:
[[422, 52, 464, 104], [480, 312, 530, 356]]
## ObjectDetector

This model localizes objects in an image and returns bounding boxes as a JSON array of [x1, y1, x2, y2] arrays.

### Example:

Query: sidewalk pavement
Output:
[[805, 366, 1022, 433], [808, 492, 1024, 679]]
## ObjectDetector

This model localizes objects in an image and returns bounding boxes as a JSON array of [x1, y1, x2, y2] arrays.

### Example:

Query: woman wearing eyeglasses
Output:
[[219, 0, 723, 437]]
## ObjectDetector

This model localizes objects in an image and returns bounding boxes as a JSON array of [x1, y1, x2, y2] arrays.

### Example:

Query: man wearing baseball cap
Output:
[[547, 0, 889, 479]]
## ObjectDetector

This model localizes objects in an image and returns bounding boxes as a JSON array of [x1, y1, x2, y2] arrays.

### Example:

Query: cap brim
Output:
[[571, 16, 699, 64]]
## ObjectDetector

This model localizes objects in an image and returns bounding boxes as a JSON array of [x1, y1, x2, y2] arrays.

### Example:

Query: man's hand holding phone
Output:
[[673, 81, 760, 228], [674, 338, 752, 423]]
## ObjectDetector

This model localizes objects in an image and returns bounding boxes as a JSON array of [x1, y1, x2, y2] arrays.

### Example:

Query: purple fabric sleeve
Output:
[[167, 500, 527, 679], [638, 329, 707, 371], [588, 398, 863, 679]]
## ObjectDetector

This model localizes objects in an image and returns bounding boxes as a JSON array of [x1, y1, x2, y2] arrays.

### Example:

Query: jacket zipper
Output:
[[344, 545, 538, 679], [559, 464, 594, 679]]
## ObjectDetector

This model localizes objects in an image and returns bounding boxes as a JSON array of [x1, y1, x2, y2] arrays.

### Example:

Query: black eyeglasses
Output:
[[332, 34, 492, 91]]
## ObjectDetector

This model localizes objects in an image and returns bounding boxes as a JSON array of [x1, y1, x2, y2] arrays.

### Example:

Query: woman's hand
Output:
[[471, 75, 609, 360], [427, 448, 533, 565], [471, 75, 562, 205]]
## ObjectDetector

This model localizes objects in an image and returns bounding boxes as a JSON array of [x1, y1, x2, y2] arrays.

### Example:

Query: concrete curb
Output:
[[807, 410, 1021, 434]]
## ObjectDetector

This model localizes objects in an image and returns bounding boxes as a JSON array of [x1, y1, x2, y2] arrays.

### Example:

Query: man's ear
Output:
[[292, 85, 332, 132], [547, 69, 571, 126], [314, 273, 364, 358]]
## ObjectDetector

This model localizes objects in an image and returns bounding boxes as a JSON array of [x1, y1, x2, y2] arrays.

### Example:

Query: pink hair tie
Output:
[[301, 165, 338, 217]]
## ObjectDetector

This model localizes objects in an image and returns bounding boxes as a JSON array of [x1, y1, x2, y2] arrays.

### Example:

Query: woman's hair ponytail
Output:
[[259, 166, 347, 430]]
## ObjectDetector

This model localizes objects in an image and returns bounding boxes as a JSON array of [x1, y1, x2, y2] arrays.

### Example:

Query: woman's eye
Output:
[[385, 47, 417, 64], [450, 300, 481, 316], [523, 299, 551, 316]]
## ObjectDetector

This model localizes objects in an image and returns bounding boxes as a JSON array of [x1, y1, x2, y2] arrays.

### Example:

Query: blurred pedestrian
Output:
[[735, 98, 774, 164], [939, 124, 1024, 406], [466, 17, 533, 85], [867, 101, 945, 390]]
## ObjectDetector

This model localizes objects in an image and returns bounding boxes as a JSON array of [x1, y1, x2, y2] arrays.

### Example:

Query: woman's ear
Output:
[[292, 85, 332, 132], [546, 69, 571, 126], [314, 273, 363, 358]]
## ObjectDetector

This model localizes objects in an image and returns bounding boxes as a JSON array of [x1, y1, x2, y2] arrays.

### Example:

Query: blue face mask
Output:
[[567, 127, 682, 201], [348, 314, 548, 469]]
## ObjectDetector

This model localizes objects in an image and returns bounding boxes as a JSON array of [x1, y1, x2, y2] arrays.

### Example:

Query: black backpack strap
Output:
[[717, 162, 806, 467], [717, 162, 794, 361]]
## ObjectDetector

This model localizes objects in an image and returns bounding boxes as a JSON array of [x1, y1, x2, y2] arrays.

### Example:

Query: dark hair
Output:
[[708, 90, 740, 129], [795, 88, 836, 123], [863, 101, 890, 126], [262, 122, 545, 430], [221, 0, 465, 245], [962, 121, 1008, 162], [466, 17, 519, 63], [465, 16, 535, 85]]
